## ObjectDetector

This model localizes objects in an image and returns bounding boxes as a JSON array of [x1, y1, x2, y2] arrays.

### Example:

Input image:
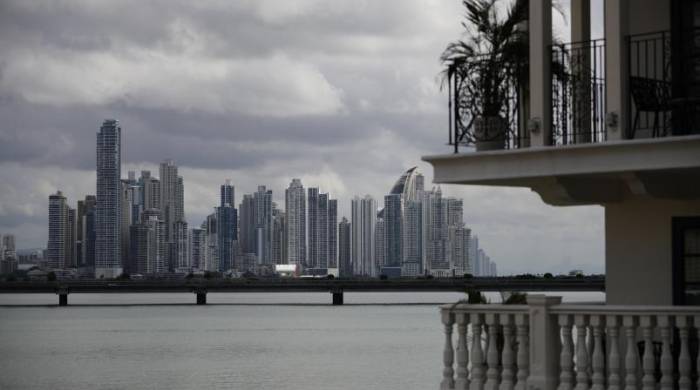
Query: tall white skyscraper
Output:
[[159, 159, 185, 271], [254, 185, 273, 266], [351, 195, 376, 276], [96, 119, 122, 278], [285, 179, 306, 266]]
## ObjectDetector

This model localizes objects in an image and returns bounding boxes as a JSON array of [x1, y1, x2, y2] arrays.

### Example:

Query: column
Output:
[[529, 0, 553, 146]]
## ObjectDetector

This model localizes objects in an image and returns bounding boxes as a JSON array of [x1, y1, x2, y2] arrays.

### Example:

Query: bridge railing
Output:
[[439, 296, 700, 390]]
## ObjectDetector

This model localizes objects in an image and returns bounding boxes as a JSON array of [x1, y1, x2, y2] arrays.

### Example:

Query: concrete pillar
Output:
[[527, 295, 562, 390], [605, 0, 629, 140], [571, 0, 592, 143], [194, 288, 207, 305], [571, 0, 590, 43], [332, 289, 344, 305], [529, 0, 553, 147]]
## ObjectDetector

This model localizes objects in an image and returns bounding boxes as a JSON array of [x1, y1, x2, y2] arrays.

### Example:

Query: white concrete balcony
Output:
[[440, 296, 700, 390]]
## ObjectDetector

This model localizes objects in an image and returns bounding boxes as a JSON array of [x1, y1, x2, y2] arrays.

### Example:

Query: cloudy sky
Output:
[[0, 0, 605, 275]]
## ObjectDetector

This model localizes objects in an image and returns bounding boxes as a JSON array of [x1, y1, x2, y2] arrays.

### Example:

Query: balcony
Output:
[[628, 29, 700, 139], [439, 296, 700, 390]]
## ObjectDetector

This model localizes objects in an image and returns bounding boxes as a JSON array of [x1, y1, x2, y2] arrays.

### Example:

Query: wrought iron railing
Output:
[[628, 29, 700, 138], [447, 54, 529, 153], [551, 39, 606, 145]]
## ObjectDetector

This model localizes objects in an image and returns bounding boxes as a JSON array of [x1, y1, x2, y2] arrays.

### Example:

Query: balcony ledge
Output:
[[423, 135, 700, 205]]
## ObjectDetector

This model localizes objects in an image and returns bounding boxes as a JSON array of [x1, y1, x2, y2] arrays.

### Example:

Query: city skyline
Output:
[[0, 1, 604, 275]]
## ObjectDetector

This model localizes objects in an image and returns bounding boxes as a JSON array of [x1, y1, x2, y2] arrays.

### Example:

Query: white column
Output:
[[529, 0, 553, 146], [527, 295, 562, 390], [605, 0, 629, 140]]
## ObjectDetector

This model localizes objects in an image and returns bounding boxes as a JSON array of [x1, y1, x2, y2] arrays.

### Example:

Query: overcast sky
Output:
[[0, 0, 605, 275]]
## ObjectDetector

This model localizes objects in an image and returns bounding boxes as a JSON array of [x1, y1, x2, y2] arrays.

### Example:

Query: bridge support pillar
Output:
[[56, 287, 69, 306], [194, 288, 207, 305], [331, 289, 343, 305]]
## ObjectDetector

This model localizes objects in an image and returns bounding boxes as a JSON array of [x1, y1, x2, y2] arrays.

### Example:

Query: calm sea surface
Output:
[[0, 292, 604, 390]]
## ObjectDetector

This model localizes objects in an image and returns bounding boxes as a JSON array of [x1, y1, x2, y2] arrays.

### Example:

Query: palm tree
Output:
[[441, 0, 563, 150]]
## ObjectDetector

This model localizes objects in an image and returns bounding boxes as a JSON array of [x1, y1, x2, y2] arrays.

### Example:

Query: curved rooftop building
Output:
[[388, 167, 423, 203]]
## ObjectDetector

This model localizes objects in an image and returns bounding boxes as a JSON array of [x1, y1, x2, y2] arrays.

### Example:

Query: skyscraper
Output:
[[285, 179, 306, 267], [328, 199, 338, 270], [205, 213, 218, 271], [48, 191, 74, 270], [402, 200, 422, 276], [271, 208, 286, 265], [254, 185, 273, 266], [173, 220, 189, 271], [307, 188, 319, 267], [338, 217, 351, 277], [189, 227, 206, 270], [130, 208, 166, 274], [78, 195, 97, 273], [351, 195, 376, 276], [384, 194, 402, 270], [96, 119, 122, 278], [120, 180, 133, 271], [139, 171, 161, 212], [159, 159, 185, 271], [239, 194, 256, 255], [221, 180, 234, 207], [216, 202, 237, 272]]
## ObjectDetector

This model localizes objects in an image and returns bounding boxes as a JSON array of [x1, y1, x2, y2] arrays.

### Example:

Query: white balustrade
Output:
[[441, 300, 700, 390]]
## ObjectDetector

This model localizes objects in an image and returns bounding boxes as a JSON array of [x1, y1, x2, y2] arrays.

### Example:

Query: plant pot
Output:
[[474, 116, 507, 151]]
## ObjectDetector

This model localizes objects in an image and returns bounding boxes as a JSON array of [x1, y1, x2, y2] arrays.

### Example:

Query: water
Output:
[[0, 292, 604, 390]]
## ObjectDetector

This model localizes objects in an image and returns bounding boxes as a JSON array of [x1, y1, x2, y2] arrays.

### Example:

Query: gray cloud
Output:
[[0, 0, 603, 275]]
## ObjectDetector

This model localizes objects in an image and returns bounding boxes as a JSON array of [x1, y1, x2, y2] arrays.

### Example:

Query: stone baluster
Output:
[[640, 315, 656, 390], [623, 316, 639, 390], [456, 312, 470, 390], [558, 314, 575, 390], [658, 315, 674, 390], [471, 313, 486, 390], [514, 313, 529, 390], [499, 314, 515, 390], [442, 308, 456, 390], [589, 315, 605, 390], [677, 316, 691, 390], [485, 314, 501, 390], [574, 315, 590, 390], [606, 315, 622, 390]]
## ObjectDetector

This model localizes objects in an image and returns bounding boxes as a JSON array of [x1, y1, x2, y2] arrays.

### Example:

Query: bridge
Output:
[[0, 277, 605, 306]]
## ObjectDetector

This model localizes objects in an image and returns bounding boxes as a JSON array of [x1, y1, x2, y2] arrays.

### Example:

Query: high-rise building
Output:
[[374, 218, 385, 272], [0, 234, 17, 274], [205, 213, 218, 272], [402, 200, 422, 276], [307, 188, 319, 267], [285, 179, 306, 267], [351, 195, 376, 276], [78, 195, 97, 272], [120, 180, 133, 271], [308, 189, 337, 270], [189, 227, 206, 270], [448, 225, 471, 276], [96, 119, 122, 278], [216, 204, 237, 272], [328, 199, 338, 270], [338, 217, 351, 277], [130, 208, 166, 275], [254, 185, 273, 265], [173, 220, 189, 271], [384, 194, 402, 270], [221, 180, 234, 207], [139, 171, 161, 212], [159, 160, 184, 240], [239, 194, 256, 255], [422, 187, 449, 275], [48, 191, 75, 269], [469, 235, 479, 276], [271, 208, 286, 265]]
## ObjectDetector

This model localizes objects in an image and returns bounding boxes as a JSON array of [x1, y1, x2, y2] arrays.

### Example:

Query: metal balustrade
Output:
[[440, 298, 700, 390]]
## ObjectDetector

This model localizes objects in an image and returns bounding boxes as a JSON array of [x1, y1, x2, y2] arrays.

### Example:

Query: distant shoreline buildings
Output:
[[4, 119, 497, 279]]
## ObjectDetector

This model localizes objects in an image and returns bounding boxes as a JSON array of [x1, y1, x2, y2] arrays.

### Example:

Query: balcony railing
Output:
[[628, 29, 700, 139], [551, 39, 607, 145], [439, 297, 700, 390], [447, 54, 529, 153]]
